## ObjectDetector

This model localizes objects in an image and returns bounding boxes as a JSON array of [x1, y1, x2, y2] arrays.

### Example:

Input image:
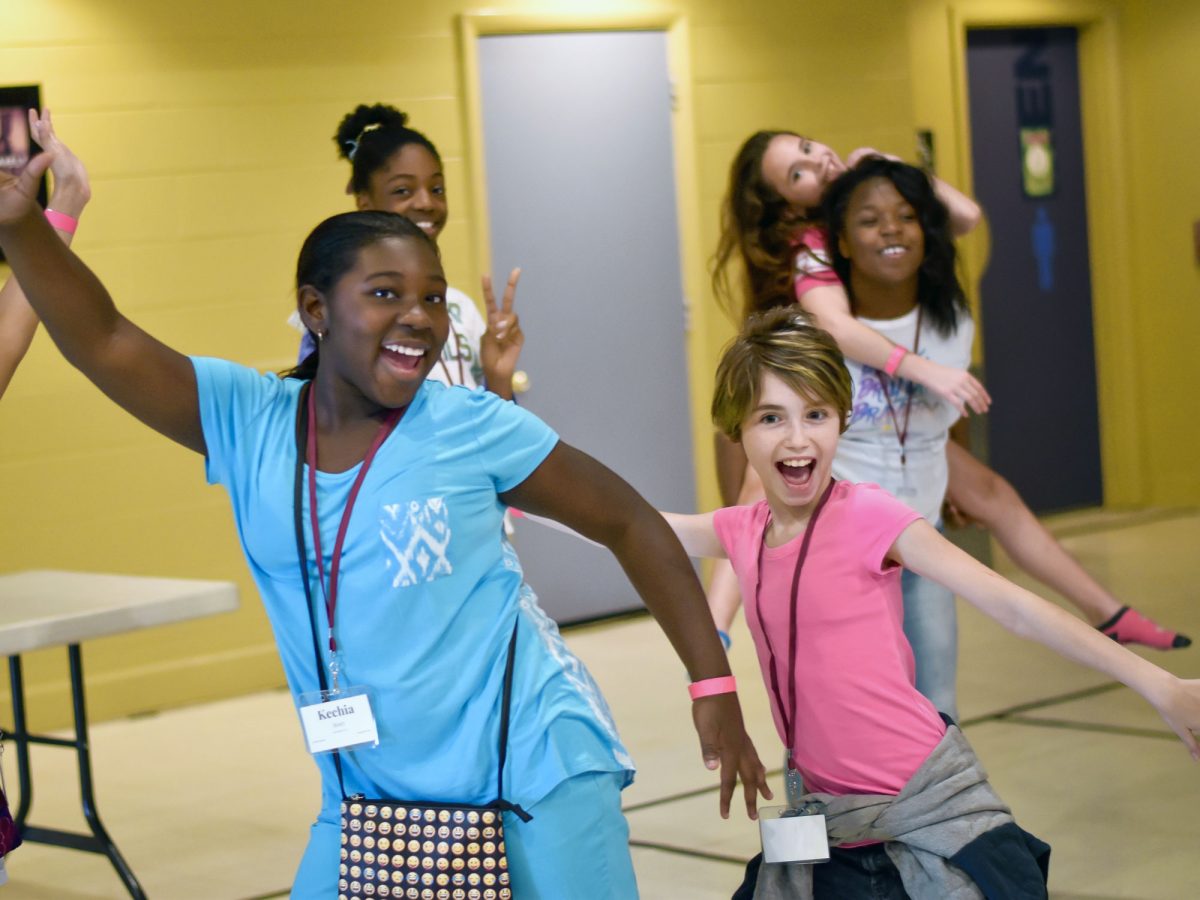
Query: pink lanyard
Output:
[[879, 306, 924, 467], [750, 479, 835, 762], [305, 384, 404, 660]]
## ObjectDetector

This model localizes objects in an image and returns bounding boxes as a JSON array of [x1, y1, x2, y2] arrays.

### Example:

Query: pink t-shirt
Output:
[[792, 226, 839, 299], [713, 481, 946, 797]]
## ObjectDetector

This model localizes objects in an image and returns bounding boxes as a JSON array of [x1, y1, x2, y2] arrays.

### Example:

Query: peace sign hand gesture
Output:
[[480, 267, 525, 400]]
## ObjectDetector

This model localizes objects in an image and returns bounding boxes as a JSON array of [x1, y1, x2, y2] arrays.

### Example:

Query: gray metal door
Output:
[[966, 27, 1103, 512], [478, 30, 695, 624]]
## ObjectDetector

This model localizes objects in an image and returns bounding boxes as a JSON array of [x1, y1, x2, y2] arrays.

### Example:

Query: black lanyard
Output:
[[751, 479, 835, 764], [879, 306, 923, 466]]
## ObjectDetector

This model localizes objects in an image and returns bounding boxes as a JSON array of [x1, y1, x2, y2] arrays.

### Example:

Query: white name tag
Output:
[[298, 690, 379, 754], [759, 807, 830, 865]]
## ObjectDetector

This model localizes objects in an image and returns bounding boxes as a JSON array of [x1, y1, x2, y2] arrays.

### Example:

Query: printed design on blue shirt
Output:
[[500, 540, 635, 772], [381, 498, 453, 588], [851, 365, 941, 429]]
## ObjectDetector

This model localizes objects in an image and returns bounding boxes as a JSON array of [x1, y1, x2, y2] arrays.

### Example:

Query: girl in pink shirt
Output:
[[663, 308, 1200, 898]]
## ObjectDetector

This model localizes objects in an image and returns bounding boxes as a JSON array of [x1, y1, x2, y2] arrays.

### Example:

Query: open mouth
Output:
[[381, 342, 428, 375], [776, 459, 815, 488], [881, 245, 908, 258]]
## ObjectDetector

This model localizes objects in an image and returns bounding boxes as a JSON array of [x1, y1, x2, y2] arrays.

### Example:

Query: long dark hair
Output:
[[334, 103, 441, 195], [283, 211, 440, 380], [822, 157, 966, 336], [711, 131, 805, 323]]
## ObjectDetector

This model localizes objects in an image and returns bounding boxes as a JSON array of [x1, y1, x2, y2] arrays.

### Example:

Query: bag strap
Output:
[[291, 382, 530, 820]]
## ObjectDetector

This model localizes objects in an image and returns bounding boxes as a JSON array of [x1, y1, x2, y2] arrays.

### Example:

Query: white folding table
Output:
[[0, 570, 239, 899]]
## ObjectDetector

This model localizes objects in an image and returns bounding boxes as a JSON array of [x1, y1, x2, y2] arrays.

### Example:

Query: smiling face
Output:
[[357, 143, 448, 242], [836, 176, 925, 291], [739, 370, 841, 517], [760, 133, 846, 211], [306, 235, 449, 414]]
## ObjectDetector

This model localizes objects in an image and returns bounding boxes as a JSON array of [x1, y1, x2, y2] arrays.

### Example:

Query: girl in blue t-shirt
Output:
[[0, 156, 771, 898]]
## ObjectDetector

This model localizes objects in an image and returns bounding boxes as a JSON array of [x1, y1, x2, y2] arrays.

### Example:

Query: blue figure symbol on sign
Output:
[[1032, 206, 1055, 292]]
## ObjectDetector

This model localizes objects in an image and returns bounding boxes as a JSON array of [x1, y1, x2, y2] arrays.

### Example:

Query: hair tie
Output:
[[346, 122, 384, 161]]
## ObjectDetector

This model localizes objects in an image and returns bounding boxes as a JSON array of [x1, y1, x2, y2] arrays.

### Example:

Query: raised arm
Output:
[[891, 519, 1200, 757], [799, 281, 991, 416], [0, 152, 204, 453], [501, 441, 771, 817], [0, 110, 91, 400]]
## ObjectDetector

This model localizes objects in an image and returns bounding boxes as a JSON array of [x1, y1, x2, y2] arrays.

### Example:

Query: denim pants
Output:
[[901, 567, 958, 721], [733, 844, 911, 900]]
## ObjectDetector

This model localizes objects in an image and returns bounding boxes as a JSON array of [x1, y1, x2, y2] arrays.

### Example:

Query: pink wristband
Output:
[[688, 675, 737, 700], [883, 345, 908, 377], [45, 208, 79, 235]]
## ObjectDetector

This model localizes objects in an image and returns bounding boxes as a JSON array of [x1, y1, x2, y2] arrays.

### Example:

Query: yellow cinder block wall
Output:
[[1, 0, 1193, 728], [1119, 0, 1200, 503]]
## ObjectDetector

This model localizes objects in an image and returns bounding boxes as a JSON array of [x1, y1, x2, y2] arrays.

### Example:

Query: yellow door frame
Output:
[[939, 1, 1142, 506]]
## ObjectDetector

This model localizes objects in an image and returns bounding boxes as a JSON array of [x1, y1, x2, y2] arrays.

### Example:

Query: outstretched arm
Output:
[[0, 153, 203, 453], [799, 282, 991, 416], [891, 520, 1200, 757], [0, 109, 91, 400], [502, 441, 772, 817]]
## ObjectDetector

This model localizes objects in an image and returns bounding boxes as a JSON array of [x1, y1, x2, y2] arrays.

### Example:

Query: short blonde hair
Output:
[[712, 307, 853, 441]]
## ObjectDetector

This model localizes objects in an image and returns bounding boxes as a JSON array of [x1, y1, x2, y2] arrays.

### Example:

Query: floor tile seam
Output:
[[623, 768, 786, 814], [627, 837, 750, 867], [958, 681, 1122, 726], [998, 713, 1176, 742]]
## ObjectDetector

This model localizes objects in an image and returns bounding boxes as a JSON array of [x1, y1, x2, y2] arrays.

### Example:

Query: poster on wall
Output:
[[1019, 126, 1055, 197], [0, 85, 48, 263]]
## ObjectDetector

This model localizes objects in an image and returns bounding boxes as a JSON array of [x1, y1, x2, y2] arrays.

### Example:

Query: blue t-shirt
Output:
[[193, 358, 633, 819]]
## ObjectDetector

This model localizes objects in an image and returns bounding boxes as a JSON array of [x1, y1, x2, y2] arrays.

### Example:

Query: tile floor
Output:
[[4, 509, 1199, 899]]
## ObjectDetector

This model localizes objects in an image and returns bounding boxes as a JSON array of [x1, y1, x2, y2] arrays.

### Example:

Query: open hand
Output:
[[29, 108, 90, 216], [692, 693, 773, 819], [904, 354, 991, 416], [480, 267, 524, 398]]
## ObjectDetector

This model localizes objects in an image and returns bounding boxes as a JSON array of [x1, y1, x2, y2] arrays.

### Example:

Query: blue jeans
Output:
[[291, 770, 638, 899], [901, 567, 958, 720], [733, 844, 911, 900]]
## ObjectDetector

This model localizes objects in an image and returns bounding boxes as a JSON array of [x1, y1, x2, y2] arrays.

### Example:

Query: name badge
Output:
[[759, 806, 830, 865], [297, 687, 380, 754]]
